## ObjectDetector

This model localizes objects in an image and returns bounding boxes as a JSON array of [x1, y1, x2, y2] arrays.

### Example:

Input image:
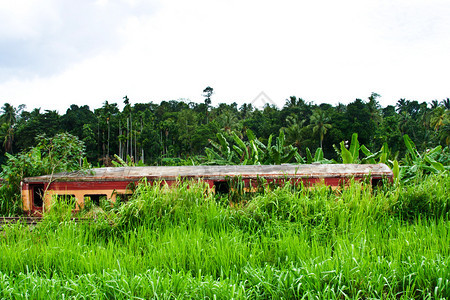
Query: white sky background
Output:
[[0, 0, 450, 113]]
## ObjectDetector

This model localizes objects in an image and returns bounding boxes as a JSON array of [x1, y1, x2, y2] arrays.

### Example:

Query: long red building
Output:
[[21, 164, 393, 214]]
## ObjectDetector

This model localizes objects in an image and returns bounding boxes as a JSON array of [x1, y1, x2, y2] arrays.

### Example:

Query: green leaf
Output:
[[267, 135, 273, 149], [314, 148, 324, 162], [403, 134, 418, 161], [294, 152, 306, 164], [250, 141, 259, 164], [205, 148, 223, 161], [349, 133, 359, 162], [378, 143, 390, 164], [340, 141, 353, 164], [254, 139, 267, 151], [273, 150, 280, 165], [306, 147, 313, 164], [278, 130, 285, 150], [360, 145, 377, 164], [393, 159, 399, 182], [360, 145, 373, 157], [424, 145, 442, 157], [232, 132, 248, 160], [209, 139, 222, 152], [111, 160, 122, 167], [275, 137, 282, 154], [114, 154, 128, 167], [364, 153, 380, 164], [281, 147, 296, 164], [232, 145, 244, 157], [246, 129, 256, 142], [216, 132, 229, 151], [424, 156, 445, 172]]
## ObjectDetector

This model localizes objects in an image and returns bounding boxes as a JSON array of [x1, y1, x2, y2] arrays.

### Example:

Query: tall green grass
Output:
[[0, 174, 449, 299]]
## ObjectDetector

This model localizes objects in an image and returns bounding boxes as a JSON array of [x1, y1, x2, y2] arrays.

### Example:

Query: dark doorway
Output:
[[214, 181, 230, 194], [32, 184, 44, 208]]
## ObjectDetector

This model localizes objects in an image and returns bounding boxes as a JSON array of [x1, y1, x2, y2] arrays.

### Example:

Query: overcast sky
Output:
[[1, 0, 450, 113]]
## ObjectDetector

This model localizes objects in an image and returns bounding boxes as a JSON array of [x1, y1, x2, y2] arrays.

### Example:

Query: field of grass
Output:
[[1, 174, 449, 299]]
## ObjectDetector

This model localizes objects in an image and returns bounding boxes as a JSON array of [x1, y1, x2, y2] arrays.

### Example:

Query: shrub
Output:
[[0, 133, 86, 215]]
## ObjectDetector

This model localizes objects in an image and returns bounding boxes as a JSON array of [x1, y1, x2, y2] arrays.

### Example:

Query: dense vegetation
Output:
[[0, 90, 449, 298], [0, 174, 449, 298], [1, 91, 449, 166]]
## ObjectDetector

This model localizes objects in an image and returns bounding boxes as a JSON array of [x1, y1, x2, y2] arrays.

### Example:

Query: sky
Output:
[[0, 0, 450, 113]]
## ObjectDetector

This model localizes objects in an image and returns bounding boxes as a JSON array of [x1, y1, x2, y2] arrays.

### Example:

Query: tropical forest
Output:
[[0, 89, 449, 299]]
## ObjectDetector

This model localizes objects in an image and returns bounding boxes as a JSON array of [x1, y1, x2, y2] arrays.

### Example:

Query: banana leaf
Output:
[[314, 148, 324, 162], [340, 141, 353, 164], [349, 133, 359, 162]]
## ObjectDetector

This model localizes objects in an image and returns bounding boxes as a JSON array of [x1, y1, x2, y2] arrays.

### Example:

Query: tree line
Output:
[[1, 89, 449, 167]]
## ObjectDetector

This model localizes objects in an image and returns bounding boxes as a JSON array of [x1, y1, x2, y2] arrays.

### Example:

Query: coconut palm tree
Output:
[[396, 99, 408, 114], [367, 92, 382, 125], [0, 123, 13, 153], [309, 109, 332, 149], [217, 109, 239, 133], [0, 103, 17, 124], [430, 107, 447, 131], [441, 98, 450, 110], [439, 123, 450, 145], [283, 96, 305, 108], [282, 115, 305, 150], [430, 100, 439, 109], [0, 103, 24, 153]]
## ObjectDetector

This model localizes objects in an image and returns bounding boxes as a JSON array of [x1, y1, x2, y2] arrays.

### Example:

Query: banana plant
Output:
[[112, 154, 145, 167], [230, 129, 261, 165], [204, 129, 299, 165], [335, 133, 393, 165], [263, 130, 298, 164], [360, 142, 391, 165], [338, 133, 360, 164], [402, 134, 444, 177], [205, 132, 237, 165], [232, 131, 249, 163], [302, 147, 331, 164]]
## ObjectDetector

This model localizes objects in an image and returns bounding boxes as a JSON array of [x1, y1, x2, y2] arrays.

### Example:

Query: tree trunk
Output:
[[107, 119, 110, 158], [126, 118, 129, 158]]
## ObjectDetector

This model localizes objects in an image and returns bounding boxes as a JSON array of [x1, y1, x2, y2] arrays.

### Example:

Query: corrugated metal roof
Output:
[[23, 164, 393, 183]]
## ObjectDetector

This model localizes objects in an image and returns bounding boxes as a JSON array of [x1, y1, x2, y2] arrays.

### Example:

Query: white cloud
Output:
[[0, 0, 156, 79], [0, 0, 450, 112]]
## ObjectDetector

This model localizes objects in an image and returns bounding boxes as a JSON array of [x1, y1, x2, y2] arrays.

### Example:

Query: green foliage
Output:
[[335, 133, 396, 166], [309, 108, 332, 148], [334, 133, 361, 164], [2, 94, 449, 167], [0, 175, 449, 298], [205, 129, 298, 165], [360, 142, 390, 164], [111, 154, 144, 167], [303, 147, 331, 164], [1, 96, 450, 297], [117, 179, 215, 227], [392, 159, 400, 184], [394, 173, 450, 220], [401, 134, 445, 181], [0, 133, 86, 215], [160, 156, 199, 166], [43, 195, 77, 224]]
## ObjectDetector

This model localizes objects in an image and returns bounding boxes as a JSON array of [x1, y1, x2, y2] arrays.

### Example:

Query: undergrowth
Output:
[[0, 173, 449, 299]]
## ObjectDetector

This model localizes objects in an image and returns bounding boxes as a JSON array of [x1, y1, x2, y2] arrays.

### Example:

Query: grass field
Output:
[[0, 174, 449, 299]]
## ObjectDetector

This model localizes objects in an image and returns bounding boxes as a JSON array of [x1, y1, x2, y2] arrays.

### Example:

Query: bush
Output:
[[395, 173, 450, 220], [0, 133, 86, 215], [117, 179, 216, 227]]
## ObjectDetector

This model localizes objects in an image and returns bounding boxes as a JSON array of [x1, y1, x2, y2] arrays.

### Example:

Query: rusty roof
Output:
[[22, 164, 393, 183]]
